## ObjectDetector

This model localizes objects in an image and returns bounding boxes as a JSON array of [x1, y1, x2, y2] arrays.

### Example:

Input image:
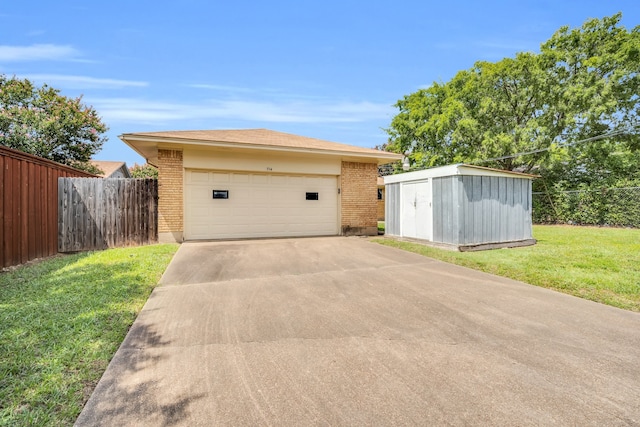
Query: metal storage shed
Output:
[[384, 164, 536, 251]]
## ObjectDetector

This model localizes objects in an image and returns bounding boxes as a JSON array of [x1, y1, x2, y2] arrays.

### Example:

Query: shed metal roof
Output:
[[383, 164, 537, 184]]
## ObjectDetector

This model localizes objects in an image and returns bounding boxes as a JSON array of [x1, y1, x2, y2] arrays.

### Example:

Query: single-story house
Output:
[[120, 129, 402, 243], [384, 164, 536, 251], [91, 160, 131, 178]]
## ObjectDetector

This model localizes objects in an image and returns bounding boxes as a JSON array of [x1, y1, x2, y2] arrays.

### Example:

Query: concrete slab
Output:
[[157, 236, 429, 285], [76, 237, 640, 426]]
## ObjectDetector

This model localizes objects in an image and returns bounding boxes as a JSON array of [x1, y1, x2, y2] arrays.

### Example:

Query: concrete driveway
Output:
[[76, 237, 640, 426]]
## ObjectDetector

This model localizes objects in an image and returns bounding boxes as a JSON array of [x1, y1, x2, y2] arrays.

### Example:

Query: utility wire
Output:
[[473, 124, 639, 164]]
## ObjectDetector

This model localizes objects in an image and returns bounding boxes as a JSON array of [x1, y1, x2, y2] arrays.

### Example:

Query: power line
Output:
[[473, 125, 638, 165]]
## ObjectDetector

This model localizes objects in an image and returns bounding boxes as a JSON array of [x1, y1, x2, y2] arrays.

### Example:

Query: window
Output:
[[306, 192, 319, 200], [213, 190, 229, 199]]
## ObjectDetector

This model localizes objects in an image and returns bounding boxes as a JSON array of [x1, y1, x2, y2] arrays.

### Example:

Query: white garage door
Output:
[[185, 170, 339, 240]]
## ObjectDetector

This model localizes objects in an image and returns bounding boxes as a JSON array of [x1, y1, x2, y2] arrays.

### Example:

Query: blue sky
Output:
[[1, 1, 638, 166]]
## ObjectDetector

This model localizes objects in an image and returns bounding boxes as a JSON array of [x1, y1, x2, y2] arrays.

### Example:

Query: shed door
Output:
[[401, 180, 432, 240]]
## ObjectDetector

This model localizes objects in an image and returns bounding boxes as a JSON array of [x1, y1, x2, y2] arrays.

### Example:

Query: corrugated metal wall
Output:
[[385, 183, 401, 236], [432, 176, 460, 244], [432, 175, 532, 245]]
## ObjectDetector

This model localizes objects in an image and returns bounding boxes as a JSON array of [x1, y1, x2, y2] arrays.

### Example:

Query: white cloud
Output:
[[0, 44, 80, 62], [22, 74, 148, 89], [187, 84, 253, 93], [93, 98, 189, 122], [186, 83, 335, 101], [91, 97, 393, 125]]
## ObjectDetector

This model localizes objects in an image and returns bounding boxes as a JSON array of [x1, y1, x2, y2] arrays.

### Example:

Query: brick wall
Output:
[[157, 149, 183, 242], [340, 161, 378, 236]]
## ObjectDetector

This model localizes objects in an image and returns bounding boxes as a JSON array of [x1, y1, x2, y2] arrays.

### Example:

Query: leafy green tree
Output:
[[540, 13, 640, 145], [386, 54, 556, 172], [129, 163, 158, 179], [536, 13, 640, 185], [0, 75, 108, 173], [386, 14, 640, 176]]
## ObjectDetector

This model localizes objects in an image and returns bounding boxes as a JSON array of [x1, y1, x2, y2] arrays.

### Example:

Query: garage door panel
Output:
[[251, 174, 269, 184], [252, 191, 270, 202], [224, 225, 249, 235], [269, 175, 286, 185], [287, 176, 303, 185], [189, 171, 210, 183], [232, 173, 250, 183], [271, 192, 292, 203], [209, 206, 232, 216], [186, 185, 211, 199], [315, 207, 336, 216], [211, 173, 230, 183], [231, 207, 253, 216], [290, 223, 329, 232], [305, 177, 328, 186], [190, 223, 209, 233], [270, 207, 293, 216], [243, 208, 270, 217], [231, 190, 252, 202], [185, 170, 338, 240], [191, 206, 210, 217]]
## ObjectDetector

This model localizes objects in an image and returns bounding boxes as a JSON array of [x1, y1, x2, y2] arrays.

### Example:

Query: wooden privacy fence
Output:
[[1, 146, 95, 269], [58, 178, 158, 252]]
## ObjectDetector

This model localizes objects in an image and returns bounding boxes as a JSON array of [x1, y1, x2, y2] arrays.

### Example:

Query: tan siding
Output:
[[340, 161, 378, 235], [183, 148, 341, 175]]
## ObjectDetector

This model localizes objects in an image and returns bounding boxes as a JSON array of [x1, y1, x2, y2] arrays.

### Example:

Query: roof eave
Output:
[[119, 134, 160, 167], [119, 134, 403, 165]]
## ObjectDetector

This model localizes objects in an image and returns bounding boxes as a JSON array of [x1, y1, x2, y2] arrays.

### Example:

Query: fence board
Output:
[[0, 146, 95, 268], [6, 157, 16, 266], [57, 178, 158, 252], [0, 155, 4, 265]]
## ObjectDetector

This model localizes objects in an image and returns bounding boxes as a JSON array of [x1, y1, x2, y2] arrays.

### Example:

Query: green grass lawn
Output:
[[374, 225, 640, 312], [0, 244, 178, 426]]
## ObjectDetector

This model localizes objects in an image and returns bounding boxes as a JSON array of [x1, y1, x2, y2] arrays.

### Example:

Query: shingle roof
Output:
[[121, 128, 400, 158], [91, 160, 128, 178]]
